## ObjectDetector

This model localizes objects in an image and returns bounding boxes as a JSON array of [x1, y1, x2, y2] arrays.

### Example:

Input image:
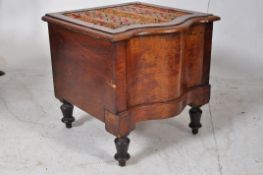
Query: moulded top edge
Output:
[[42, 2, 220, 41]]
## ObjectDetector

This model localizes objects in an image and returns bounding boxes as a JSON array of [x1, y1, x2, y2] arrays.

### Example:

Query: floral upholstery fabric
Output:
[[65, 4, 187, 29]]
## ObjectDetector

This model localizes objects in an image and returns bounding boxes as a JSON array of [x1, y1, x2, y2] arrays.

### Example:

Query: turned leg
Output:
[[114, 136, 130, 167], [60, 101, 75, 128], [189, 106, 202, 135], [0, 71, 5, 76]]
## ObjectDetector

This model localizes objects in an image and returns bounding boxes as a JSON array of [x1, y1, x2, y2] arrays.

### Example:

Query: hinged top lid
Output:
[[42, 2, 220, 41]]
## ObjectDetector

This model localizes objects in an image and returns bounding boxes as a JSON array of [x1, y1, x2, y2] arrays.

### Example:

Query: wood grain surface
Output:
[[44, 2, 220, 137]]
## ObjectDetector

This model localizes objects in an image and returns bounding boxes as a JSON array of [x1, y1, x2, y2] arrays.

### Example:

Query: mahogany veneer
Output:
[[42, 2, 220, 166]]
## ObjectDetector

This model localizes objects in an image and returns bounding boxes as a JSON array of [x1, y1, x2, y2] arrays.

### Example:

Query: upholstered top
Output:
[[43, 2, 220, 40], [64, 4, 188, 29]]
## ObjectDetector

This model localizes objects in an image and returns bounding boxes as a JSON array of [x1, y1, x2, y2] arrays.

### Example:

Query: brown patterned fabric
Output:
[[65, 4, 188, 29]]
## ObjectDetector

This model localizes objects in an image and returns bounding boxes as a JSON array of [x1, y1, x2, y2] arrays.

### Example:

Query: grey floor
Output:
[[0, 63, 262, 175], [0, 0, 263, 174]]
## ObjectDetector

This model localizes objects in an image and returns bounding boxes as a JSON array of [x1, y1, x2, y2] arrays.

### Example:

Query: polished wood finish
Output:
[[43, 2, 220, 166]]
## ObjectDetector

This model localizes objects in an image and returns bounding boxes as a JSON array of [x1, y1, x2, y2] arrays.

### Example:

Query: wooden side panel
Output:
[[113, 42, 128, 113], [125, 24, 210, 122], [183, 24, 206, 88], [127, 34, 182, 107], [48, 24, 115, 121], [202, 23, 213, 85]]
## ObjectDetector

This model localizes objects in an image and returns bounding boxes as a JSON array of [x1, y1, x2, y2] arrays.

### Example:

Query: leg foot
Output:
[[0, 71, 5, 76], [60, 101, 75, 128], [189, 106, 202, 135], [114, 136, 130, 167]]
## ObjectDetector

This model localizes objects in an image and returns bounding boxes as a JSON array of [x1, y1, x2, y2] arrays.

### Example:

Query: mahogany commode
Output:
[[42, 2, 220, 166]]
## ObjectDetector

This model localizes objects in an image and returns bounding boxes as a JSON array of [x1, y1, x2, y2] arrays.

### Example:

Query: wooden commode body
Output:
[[42, 2, 220, 166]]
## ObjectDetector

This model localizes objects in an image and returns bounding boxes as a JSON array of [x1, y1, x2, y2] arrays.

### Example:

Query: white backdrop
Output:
[[0, 0, 262, 80], [0, 1, 263, 174]]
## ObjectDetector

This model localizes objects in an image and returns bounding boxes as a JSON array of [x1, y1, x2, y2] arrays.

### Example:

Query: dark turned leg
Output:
[[189, 106, 202, 135], [114, 136, 130, 167], [0, 71, 5, 76], [60, 101, 75, 128]]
